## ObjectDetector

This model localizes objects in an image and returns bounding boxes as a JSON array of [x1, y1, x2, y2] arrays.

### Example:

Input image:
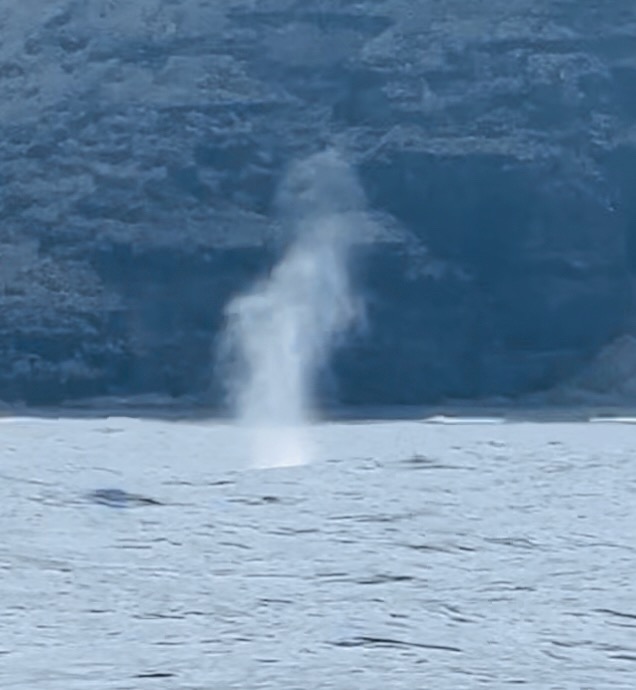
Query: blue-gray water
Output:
[[2, 416, 636, 688]]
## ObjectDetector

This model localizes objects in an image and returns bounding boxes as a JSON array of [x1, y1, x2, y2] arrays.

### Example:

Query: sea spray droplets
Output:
[[221, 151, 365, 467], [228, 215, 356, 421]]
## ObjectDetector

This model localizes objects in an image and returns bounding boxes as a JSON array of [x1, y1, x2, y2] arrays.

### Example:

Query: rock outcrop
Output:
[[1, 0, 636, 406]]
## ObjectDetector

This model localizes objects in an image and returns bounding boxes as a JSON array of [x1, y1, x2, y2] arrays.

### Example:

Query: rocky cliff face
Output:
[[1, 0, 636, 406]]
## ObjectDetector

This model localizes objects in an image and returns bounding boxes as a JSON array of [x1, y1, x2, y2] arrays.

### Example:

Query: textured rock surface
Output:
[[1, 0, 636, 405]]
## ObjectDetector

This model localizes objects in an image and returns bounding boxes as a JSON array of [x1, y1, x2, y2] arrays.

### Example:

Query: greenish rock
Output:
[[1, 0, 635, 405]]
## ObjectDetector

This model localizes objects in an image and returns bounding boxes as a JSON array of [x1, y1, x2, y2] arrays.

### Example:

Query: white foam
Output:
[[589, 416, 636, 424], [423, 415, 504, 425]]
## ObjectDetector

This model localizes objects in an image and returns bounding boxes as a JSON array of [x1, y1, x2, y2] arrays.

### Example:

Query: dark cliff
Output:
[[1, 0, 636, 407]]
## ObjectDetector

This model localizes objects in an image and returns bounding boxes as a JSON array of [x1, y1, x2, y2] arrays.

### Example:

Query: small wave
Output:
[[333, 636, 462, 652], [590, 417, 636, 424], [401, 455, 468, 471], [422, 415, 503, 425], [355, 574, 416, 585], [484, 536, 541, 550], [609, 654, 636, 662], [596, 608, 636, 623]]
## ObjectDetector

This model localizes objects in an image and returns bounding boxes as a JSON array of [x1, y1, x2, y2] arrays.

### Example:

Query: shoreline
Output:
[[2, 396, 636, 423]]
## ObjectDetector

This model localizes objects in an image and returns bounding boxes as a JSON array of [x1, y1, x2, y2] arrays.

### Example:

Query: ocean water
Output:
[[2, 415, 636, 689]]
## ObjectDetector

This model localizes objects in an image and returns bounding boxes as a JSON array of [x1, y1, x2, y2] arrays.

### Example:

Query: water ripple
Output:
[[4, 419, 636, 688], [597, 609, 636, 622], [333, 636, 462, 653]]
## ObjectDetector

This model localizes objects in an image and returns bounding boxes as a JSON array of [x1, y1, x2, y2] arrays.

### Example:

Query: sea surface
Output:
[[2, 415, 636, 689]]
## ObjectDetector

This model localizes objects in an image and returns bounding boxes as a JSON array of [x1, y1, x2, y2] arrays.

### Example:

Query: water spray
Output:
[[220, 150, 366, 467]]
